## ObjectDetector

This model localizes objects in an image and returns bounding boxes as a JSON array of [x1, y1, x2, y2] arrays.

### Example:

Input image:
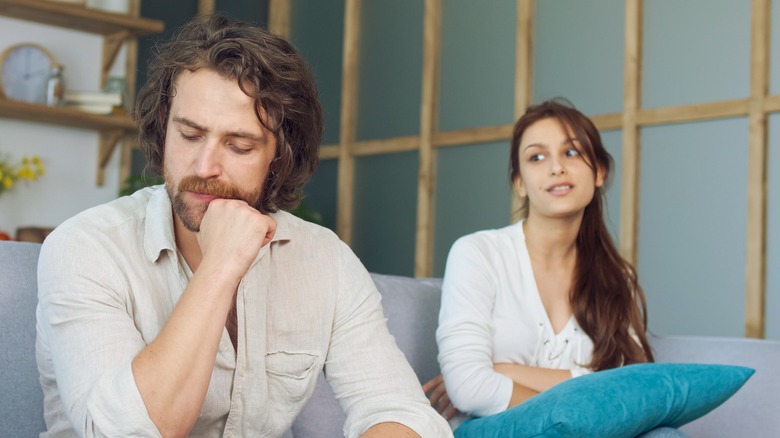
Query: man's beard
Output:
[[166, 174, 263, 232]]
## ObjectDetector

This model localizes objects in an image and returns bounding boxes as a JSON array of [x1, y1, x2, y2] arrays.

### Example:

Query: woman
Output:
[[425, 99, 680, 436]]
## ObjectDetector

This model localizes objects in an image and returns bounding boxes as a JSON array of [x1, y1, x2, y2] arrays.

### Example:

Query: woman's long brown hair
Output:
[[510, 99, 654, 370]]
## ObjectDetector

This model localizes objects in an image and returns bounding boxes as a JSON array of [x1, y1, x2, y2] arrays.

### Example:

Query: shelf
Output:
[[0, 98, 135, 130], [0, 0, 163, 37], [0, 98, 136, 185]]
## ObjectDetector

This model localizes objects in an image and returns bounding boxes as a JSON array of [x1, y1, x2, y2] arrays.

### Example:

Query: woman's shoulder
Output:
[[452, 222, 521, 251]]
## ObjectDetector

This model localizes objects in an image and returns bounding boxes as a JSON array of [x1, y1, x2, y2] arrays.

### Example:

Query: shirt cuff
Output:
[[84, 361, 161, 437], [570, 366, 592, 378]]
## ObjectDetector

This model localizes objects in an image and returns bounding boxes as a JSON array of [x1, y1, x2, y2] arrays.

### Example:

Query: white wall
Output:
[[0, 16, 128, 236]]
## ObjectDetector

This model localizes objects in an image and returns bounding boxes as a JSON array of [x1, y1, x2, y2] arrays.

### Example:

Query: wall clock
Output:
[[0, 43, 57, 104]]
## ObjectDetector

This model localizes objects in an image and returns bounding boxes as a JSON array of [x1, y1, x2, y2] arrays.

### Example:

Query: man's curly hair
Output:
[[134, 14, 323, 212]]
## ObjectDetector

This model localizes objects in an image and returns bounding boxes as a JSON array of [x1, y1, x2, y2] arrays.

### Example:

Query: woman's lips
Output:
[[547, 183, 573, 195]]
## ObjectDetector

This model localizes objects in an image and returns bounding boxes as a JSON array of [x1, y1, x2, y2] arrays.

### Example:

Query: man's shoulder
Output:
[[51, 186, 160, 241]]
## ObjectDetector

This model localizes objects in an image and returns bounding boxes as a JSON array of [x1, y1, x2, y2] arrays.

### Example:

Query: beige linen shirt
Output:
[[36, 185, 450, 438]]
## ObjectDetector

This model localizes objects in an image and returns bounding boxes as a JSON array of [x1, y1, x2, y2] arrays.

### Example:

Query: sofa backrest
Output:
[[291, 273, 780, 437], [651, 334, 780, 437], [0, 241, 46, 436]]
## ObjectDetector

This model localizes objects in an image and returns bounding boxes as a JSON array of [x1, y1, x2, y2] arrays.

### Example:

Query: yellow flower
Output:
[[0, 152, 45, 196]]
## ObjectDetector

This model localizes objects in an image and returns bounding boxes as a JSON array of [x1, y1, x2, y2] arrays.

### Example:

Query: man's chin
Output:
[[171, 198, 207, 233]]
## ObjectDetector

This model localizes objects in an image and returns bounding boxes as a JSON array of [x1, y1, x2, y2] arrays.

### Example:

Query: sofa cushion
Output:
[[290, 273, 443, 437], [0, 241, 46, 436], [453, 363, 753, 438]]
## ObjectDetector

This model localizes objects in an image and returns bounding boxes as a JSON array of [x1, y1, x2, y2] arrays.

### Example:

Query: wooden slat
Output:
[[763, 95, 780, 112], [414, 0, 441, 277], [352, 136, 419, 156], [119, 134, 136, 188], [429, 114, 616, 152], [515, 0, 534, 118], [637, 99, 750, 127], [0, 0, 163, 36], [336, 0, 361, 244], [511, 0, 535, 222], [619, 0, 642, 265], [590, 113, 623, 131], [96, 130, 123, 185], [198, 0, 215, 16], [319, 145, 340, 160], [745, 0, 770, 338], [268, 0, 291, 38], [433, 124, 514, 148], [119, 0, 141, 188], [124, 39, 138, 108]]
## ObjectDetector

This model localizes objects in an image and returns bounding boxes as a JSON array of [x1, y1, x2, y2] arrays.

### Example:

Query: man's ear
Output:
[[513, 176, 527, 198]]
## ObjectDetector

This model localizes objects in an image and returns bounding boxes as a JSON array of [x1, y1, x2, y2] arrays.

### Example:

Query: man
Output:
[[36, 14, 451, 438]]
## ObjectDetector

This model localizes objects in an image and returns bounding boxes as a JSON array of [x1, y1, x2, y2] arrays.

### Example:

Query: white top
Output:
[[437, 220, 594, 417], [36, 185, 451, 438]]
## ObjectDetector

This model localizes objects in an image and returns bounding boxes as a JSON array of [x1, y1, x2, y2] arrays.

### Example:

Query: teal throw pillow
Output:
[[454, 363, 754, 438]]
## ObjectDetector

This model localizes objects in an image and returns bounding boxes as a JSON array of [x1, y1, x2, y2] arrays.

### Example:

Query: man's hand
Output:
[[422, 375, 459, 420], [197, 199, 277, 279]]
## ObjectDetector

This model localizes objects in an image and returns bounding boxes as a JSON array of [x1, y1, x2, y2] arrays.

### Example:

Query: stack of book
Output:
[[63, 90, 123, 115]]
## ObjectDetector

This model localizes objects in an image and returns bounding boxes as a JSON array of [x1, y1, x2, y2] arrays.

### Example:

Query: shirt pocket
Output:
[[265, 350, 320, 403]]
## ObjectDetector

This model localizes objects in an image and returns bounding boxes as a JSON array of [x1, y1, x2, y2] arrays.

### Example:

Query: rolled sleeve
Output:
[[324, 243, 451, 438], [37, 226, 159, 437]]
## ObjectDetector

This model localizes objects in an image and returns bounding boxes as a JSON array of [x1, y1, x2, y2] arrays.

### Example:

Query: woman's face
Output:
[[514, 117, 604, 221]]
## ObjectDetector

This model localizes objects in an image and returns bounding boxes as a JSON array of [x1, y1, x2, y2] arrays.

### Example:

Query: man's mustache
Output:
[[177, 176, 242, 200]]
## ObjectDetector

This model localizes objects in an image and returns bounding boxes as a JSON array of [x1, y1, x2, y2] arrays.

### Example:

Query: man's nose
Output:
[[194, 142, 222, 178]]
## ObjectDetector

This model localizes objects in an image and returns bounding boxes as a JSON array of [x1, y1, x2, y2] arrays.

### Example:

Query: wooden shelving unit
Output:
[[0, 0, 163, 185], [0, 0, 162, 36]]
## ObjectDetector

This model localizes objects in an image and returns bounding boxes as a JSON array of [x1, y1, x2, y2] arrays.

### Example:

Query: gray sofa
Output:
[[2, 240, 779, 437]]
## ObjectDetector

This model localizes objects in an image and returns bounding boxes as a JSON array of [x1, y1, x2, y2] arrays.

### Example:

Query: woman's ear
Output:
[[513, 176, 527, 198], [595, 164, 606, 188]]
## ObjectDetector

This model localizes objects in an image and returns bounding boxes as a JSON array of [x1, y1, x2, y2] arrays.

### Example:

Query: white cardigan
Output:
[[436, 221, 593, 417]]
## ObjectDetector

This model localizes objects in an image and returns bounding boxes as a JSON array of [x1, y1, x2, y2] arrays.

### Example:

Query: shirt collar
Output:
[[143, 185, 176, 263]]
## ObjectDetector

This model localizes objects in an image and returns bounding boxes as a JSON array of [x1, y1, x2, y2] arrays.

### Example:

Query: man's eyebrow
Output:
[[172, 117, 205, 131], [172, 116, 265, 142], [226, 130, 266, 142]]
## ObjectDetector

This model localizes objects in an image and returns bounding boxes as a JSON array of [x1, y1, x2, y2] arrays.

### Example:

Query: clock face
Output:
[[0, 43, 55, 104]]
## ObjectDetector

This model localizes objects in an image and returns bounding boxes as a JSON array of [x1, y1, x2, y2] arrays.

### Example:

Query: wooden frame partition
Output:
[[268, 0, 771, 337]]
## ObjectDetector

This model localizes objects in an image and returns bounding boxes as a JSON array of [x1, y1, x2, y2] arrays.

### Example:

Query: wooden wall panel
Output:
[[299, 0, 772, 336]]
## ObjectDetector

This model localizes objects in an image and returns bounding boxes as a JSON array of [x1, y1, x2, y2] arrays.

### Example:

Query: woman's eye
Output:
[[529, 153, 544, 162], [565, 148, 579, 157]]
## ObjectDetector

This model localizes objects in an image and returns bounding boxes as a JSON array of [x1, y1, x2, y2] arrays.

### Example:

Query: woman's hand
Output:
[[422, 375, 459, 420]]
